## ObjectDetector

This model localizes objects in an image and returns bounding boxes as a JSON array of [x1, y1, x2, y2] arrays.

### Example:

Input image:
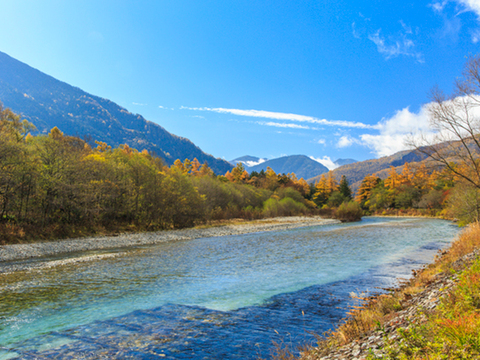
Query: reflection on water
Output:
[[0, 217, 459, 359]]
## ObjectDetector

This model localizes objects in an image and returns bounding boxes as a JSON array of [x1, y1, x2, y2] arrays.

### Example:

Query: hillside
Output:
[[308, 149, 428, 188], [334, 158, 357, 166], [0, 51, 233, 174], [248, 155, 329, 180]]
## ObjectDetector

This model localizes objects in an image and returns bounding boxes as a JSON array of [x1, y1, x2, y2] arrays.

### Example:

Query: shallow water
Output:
[[0, 217, 459, 359]]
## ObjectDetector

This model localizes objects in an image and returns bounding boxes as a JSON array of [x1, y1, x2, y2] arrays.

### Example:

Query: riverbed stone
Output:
[[301, 249, 480, 360]]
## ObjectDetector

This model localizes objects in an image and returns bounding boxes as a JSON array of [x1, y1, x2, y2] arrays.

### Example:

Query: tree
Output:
[[313, 174, 329, 206], [384, 166, 400, 190], [0, 105, 37, 221], [410, 55, 480, 190], [190, 158, 201, 175], [355, 174, 380, 207], [326, 172, 339, 194], [339, 175, 352, 200]]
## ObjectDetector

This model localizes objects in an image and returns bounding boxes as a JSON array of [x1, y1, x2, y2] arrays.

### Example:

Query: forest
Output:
[[0, 101, 468, 244], [0, 104, 355, 243]]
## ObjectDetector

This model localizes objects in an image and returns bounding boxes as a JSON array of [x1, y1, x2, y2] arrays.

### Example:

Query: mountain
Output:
[[248, 155, 329, 180], [0, 51, 233, 174], [334, 158, 357, 166], [229, 155, 267, 167], [308, 149, 429, 190]]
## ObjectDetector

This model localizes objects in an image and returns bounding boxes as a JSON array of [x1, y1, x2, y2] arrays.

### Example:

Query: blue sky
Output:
[[1, 0, 479, 168]]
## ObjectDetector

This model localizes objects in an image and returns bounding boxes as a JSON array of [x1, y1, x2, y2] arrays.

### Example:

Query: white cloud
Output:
[[360, 133, 412, 157], [337, 135, 357, 148], [368, 29, 424, 62], [317, 138, 326, 145], [358, 105, 431, 157], [457, 0, 480, 17], [257, 121, 311, 129], [181, 106, 376, 129], [242, 159, 267, 167], [358, 95, 480, 157], [310, 156, 339, 170], [132, 102, 147, 106]]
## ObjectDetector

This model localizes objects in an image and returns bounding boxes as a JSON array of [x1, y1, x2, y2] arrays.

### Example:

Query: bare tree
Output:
[[410, 55, 480, 189]]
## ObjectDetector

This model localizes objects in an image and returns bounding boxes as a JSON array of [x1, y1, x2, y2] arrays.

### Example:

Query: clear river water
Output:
[[0, 217, 459, 359]]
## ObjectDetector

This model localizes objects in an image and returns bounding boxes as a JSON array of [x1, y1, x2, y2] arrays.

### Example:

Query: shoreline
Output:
[[0, 216, 339, 271], [299, 223, 475, 360]]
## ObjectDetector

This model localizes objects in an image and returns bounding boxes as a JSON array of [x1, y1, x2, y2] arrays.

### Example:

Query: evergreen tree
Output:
[[339, 175, 352, 200]]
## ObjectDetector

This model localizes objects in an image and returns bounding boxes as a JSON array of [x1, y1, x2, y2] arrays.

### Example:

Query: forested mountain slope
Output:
[[0, 51, 233, 174], [308, 149, 429, 189]]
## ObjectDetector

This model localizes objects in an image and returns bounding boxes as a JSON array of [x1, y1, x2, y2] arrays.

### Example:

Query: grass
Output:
[[371, 208, 444, 218], [373, 254, 480, 359], [295, 222, 480, 360]]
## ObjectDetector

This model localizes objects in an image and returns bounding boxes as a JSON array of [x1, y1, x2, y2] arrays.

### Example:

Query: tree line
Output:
[[0, 104, 363, 243]]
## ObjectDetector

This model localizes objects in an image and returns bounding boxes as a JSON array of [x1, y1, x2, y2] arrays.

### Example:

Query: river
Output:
[[0, 217, 459, 359]]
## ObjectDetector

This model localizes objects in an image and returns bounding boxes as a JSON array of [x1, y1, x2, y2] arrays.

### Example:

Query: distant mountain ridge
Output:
[[244, 155, 329, 180], [0, 51, 233, 174], [334, 158, 357, 167]]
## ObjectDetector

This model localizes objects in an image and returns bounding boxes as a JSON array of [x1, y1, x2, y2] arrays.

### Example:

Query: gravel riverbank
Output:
[[0, 216, 339, 272], [301, 249, 480, 360]]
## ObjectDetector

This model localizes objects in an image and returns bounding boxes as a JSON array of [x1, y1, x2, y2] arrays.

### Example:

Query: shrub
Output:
[[278, 197, 307, 216], [328, 191, 346, 208], [262, 197, 307, 218], [335, 201, 363, 222]]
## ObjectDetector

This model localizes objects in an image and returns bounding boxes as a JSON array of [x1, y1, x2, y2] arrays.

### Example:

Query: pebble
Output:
[[301, 249, 480, 360], [0, 217, 339, 273]]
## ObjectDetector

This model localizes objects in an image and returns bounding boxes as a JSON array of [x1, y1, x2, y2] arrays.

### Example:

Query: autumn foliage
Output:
[[0, 105, 327, 243]]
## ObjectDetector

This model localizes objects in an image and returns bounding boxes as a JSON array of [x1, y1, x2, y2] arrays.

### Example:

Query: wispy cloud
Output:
[[368, 29, 424, 62], [472, 28, 480, 41], [181, 106, 376, 129], [158, 105, 174, 110], [431, 1, 449, 12], [431, 0, 480, 42], [132, 102, 148, 106], [317, 138, 326, 145], [257, 121, 312, 130], [456, 0, 480, 17], [352, 22, 361, 39]]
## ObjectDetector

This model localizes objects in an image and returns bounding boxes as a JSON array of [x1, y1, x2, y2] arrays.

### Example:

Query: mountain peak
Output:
[[247, 155, 329, 179]]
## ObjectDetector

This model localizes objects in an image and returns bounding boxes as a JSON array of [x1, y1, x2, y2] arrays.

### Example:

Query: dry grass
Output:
[[372, 208, 443, 218], [295, 222, 480, 359]]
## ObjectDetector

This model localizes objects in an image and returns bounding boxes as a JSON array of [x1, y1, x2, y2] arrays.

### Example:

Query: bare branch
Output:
[[409, 55, 480, 189]]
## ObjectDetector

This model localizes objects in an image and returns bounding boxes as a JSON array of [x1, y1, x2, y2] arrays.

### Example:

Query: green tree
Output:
[[338, 175, 352, 200]]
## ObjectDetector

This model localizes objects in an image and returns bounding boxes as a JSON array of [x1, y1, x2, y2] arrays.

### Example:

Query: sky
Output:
[[1, 0, 480, 169]]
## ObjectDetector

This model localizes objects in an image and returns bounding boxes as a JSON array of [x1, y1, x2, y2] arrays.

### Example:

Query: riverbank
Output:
[[297, 222, 480, 360], [0, 216, 339, 266]]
